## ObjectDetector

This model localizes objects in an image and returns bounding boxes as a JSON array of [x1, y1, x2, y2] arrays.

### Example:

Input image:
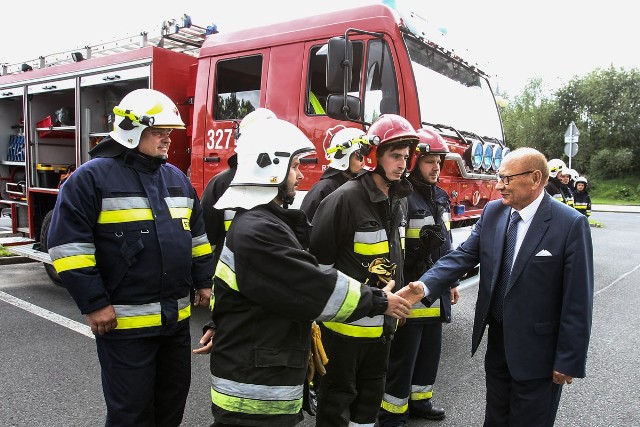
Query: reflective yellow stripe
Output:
[[192, 242, 213, 258], [169, 207, 192, 219], [411, 390, 433, 400], [354, 240, 389, 256], [52, 254, 96, 273], [224, 220, 232, 231], [215, 261, 238, 291], [178, 303, 191, 321], [98, 208, 154, 223], [381, 399, 408, 414], [116, 313, 162, 329], [211, 388, 302, 415], [408, 307, 441, 318], [323, 321, 383, 338], [406, 228, 420, 239]]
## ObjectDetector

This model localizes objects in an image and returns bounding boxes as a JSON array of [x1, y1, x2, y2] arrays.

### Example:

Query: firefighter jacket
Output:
[[309, 172, 409, 342], [201, 164, 236, 264], [573, 190, 592, 217], [404, 178, 458, 324], [546, 177, 574, 207], [210, 201, 389, 426], [48, 149, 214, 338], [300, 168, 349, 222]]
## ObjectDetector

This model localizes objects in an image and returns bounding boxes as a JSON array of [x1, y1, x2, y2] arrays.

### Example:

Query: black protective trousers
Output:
[[315, 325, 391, 427], [378, 321, 442, 426], [96, 321, 191, 427]]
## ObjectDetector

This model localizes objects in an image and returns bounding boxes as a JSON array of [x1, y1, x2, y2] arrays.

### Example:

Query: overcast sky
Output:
[[3, 0, 638, 95]]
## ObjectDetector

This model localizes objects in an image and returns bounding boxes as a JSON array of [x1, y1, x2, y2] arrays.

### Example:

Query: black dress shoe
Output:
[[411, 401, 446, 421]]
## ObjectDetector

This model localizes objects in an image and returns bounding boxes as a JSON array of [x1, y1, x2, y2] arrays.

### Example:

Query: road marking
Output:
[[595, 262, 640, 296], [0, 290, 94, 339]]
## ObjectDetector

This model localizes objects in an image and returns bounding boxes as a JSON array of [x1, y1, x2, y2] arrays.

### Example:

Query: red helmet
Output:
[[363, 114, 419, 171], [411, 128, 449, 172]]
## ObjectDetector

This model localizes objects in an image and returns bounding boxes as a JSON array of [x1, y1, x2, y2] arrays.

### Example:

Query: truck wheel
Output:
[[40, 210, 64, 287]]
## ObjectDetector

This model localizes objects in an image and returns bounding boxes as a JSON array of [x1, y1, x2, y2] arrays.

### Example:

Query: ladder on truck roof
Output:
[[1, 15, 218, 76]]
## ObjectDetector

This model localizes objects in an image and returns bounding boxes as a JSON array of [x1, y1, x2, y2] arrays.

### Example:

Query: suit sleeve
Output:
[[555, 214, 594, 377]]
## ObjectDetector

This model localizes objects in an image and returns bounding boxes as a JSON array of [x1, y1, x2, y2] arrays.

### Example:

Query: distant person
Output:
[[300, 127, 365, 222], [410, 147, 594, 426], [47, 89, 215, 426], [378, 128, 459, 426], [573, 177, 592, 217], [545, 159, 573, 206]]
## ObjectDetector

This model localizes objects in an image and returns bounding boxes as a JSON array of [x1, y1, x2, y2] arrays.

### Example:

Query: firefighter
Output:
[[545, 159, 574, 206], [201, 108, 276, 263], [47, 88, 215, 426], [309, 114, 420, 427], [201, 113, 416, 426], [300, 127, 365, 222], [378, 128, 460, 426], [573, 176, 592, 217]]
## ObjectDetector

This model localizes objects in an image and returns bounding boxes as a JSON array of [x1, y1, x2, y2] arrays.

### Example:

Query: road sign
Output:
[[564, 142, 579, 157], [564, 121, 580, 143]]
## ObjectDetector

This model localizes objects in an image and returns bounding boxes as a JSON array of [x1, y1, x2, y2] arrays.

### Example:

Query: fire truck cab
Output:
[[0, 4, 505, 284]]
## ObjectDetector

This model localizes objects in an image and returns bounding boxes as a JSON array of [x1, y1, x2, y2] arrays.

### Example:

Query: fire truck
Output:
[[0, 4, 506, 284]]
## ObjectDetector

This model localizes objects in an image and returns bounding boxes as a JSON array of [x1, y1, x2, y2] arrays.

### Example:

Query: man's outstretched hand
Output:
[[396, 281, 425, 306], [381, 280, 412, 319]]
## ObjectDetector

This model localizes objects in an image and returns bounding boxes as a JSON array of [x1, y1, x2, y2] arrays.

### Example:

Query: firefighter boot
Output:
[[410, 398, 445, 420]]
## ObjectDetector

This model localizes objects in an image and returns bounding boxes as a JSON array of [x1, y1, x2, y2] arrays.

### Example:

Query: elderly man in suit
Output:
[[403, 147, 594, 426]]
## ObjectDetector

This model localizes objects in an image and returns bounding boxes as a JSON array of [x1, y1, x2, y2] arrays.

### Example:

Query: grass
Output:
[[589, 176, 640, 205], [0, 245, 13, 257]]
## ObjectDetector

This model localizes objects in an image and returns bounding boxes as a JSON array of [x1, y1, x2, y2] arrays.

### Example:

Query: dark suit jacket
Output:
[[419, 193, 594, 381]]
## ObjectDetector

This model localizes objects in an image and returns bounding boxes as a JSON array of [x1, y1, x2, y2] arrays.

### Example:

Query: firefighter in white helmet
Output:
[[300, 127, 366, 221], [47, 88, 215, 425], [379, 128, 459, 426], [310, 114, 423, 427], [201, 113, 415, 426], [573, 176, 592, 217], [545, 159, 574, 206]]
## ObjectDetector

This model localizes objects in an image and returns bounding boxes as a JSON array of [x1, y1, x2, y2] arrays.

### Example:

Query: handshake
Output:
[[380, 280, 426, 319]]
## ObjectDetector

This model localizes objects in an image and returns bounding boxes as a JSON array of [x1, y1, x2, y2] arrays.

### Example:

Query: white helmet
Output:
[[558, 167, 572, 178], [110, 89, 185, 149], [237, 108, 276, 139], [215, 117, 315, 210], [548, 158, 566, 178], [575, 176, 588, 185], [568, 168, 579, 181], [326, 127, 365, 171]]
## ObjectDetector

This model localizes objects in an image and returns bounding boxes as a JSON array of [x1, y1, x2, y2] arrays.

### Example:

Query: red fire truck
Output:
[[0, 4, 506, 284]]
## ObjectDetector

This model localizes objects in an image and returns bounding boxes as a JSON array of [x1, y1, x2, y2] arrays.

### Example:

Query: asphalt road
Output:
[[0, 210, 639, 426]]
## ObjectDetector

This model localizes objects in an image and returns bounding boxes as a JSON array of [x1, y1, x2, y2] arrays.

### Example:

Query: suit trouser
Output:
[[378, 321, 442, 426], [96, 321, 191, 427], [316, 325, 391, 427], [484, 321, 563, 427]]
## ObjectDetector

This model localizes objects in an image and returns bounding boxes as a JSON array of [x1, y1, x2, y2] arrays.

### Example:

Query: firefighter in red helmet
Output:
[[310, 114, 424, 427], [379, 127, 459, 425]]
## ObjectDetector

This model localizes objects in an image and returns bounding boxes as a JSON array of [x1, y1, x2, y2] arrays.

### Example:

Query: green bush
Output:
[[589, 148, 635, 178]]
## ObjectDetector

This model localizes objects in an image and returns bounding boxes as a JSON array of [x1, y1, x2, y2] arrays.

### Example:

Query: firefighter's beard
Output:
[[277, 182, 296, 208]]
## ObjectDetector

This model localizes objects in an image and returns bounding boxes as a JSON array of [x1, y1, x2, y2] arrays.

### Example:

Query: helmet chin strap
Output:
[[373, 165, 395, 186]]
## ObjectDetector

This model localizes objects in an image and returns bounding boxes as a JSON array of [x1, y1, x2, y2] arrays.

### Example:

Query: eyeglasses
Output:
[[495, 170, 535, 185], [150, 129, 173, 138]]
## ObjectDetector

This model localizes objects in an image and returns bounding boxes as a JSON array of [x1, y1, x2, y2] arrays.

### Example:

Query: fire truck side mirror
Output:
[[326, 37, 353, 93], [326, 94, 361, 122]]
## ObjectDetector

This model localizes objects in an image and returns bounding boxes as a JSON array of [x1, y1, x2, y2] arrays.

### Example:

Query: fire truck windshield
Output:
[[405, 37, 503, 143]]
